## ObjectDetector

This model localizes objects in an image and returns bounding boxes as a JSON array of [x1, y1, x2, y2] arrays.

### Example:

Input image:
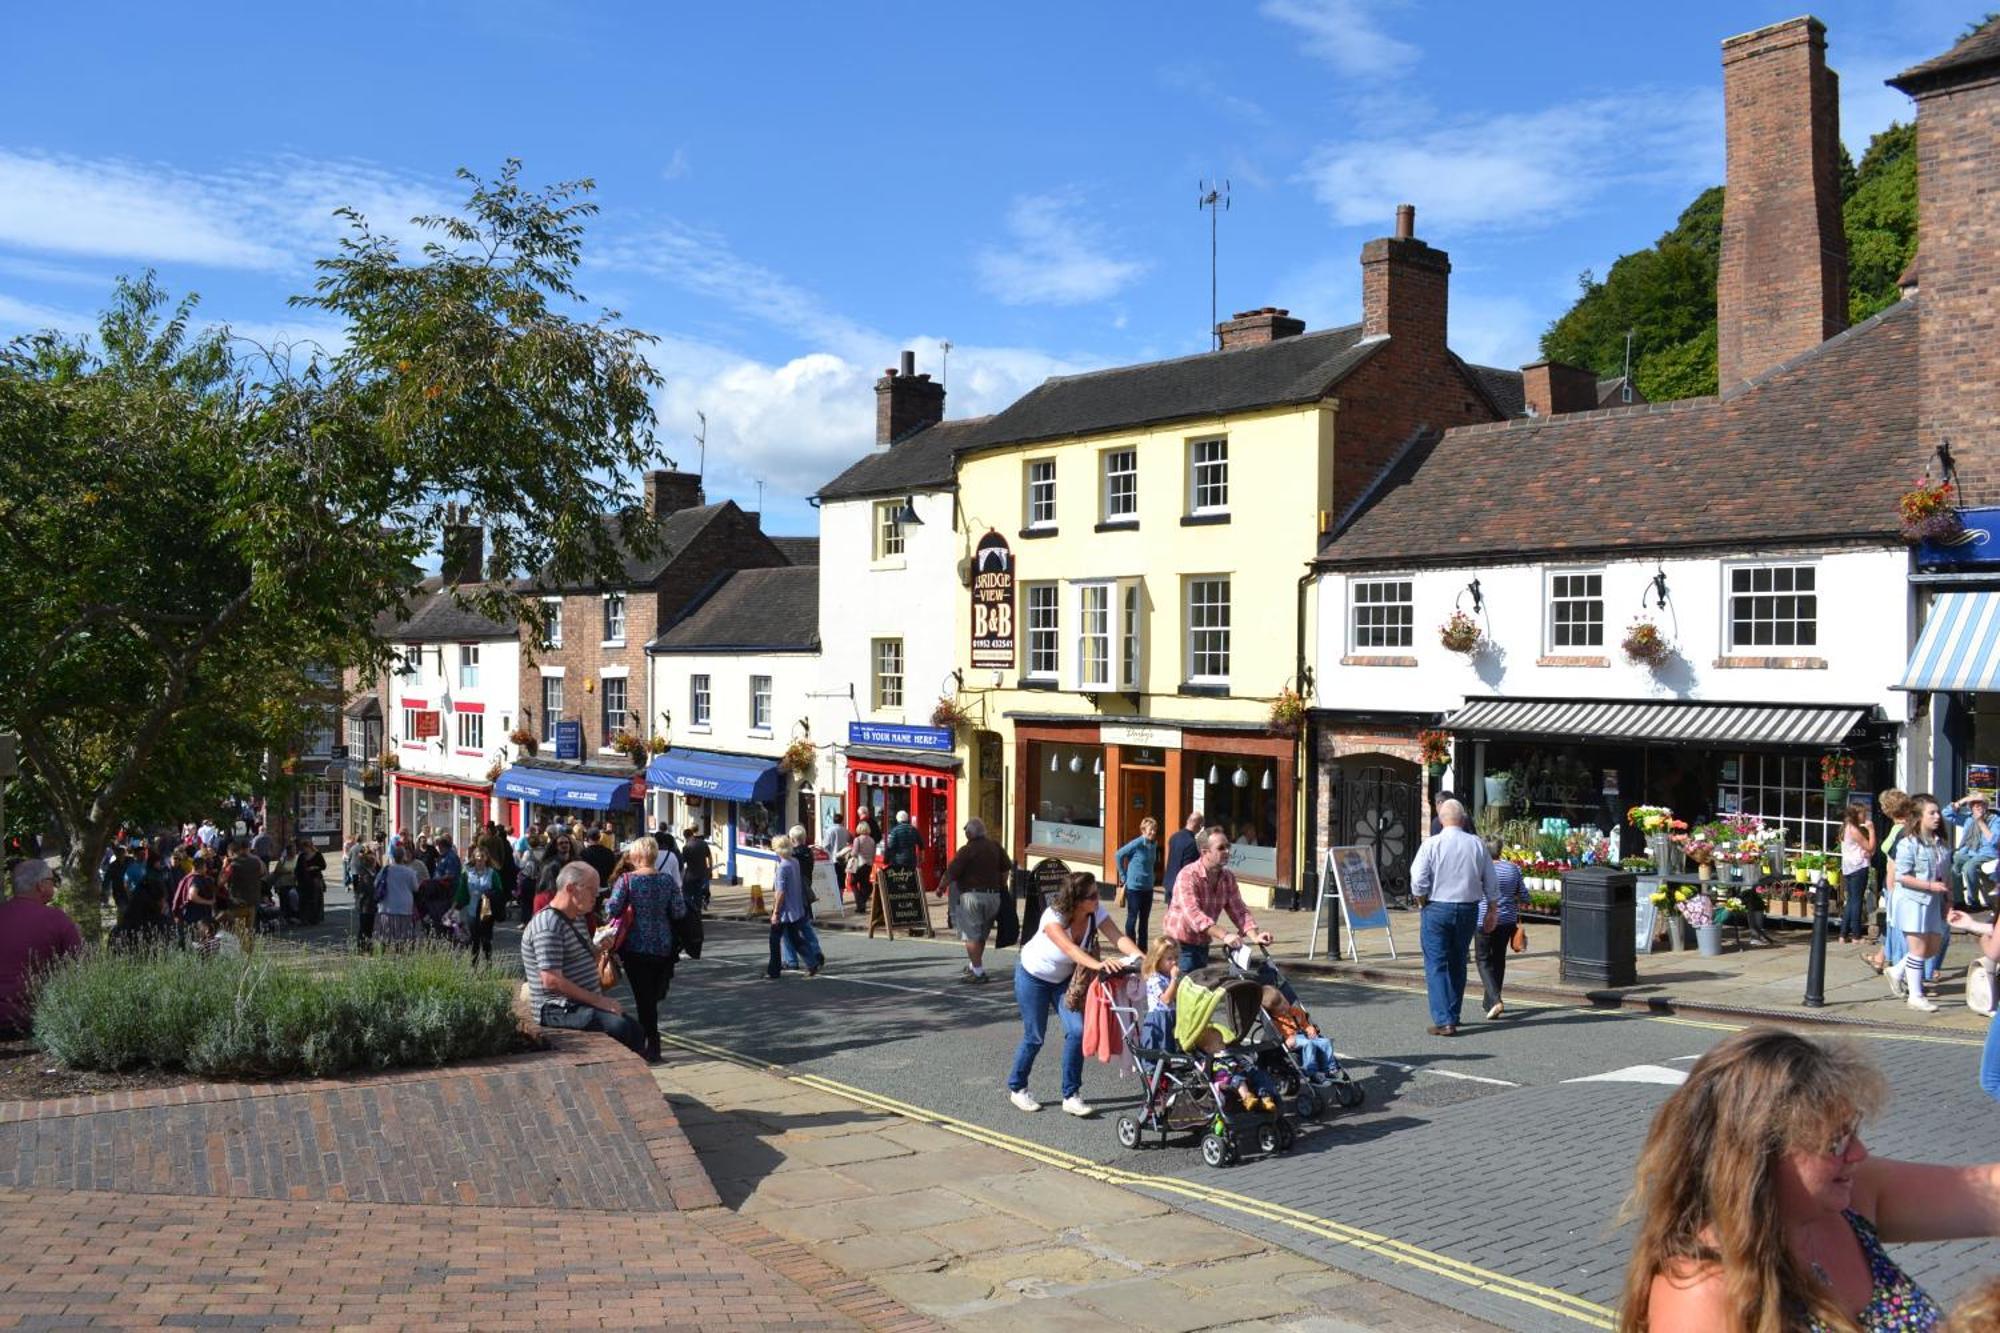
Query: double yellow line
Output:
[[662, 1030, 1616, 1329]]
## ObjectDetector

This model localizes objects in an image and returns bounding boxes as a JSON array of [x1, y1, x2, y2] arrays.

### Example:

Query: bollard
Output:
[[1803, 878, 1830, 1007], [748, 882, 766, 916]]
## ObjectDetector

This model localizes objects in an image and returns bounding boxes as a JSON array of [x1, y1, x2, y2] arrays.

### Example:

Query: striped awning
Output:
[[1446, 698, 1866, 748], [1899, 591, 2000, 692], [852, 767, 951, 791]]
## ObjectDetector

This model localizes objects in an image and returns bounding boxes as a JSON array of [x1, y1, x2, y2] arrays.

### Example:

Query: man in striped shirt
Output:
[[522, 862, 645, 1054]]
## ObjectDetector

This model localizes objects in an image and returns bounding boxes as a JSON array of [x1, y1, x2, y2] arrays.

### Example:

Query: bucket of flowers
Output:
[[1439, 610, 1483, 655], [1899, 477, 1963, 544], [1621, 618, 1673, 668], [1673, 824, 1720, 880], [1679, 890, 1722, 955]]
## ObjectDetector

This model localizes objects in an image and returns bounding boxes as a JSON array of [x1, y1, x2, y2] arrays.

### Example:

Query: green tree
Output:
[[0, 163, 664, 925]]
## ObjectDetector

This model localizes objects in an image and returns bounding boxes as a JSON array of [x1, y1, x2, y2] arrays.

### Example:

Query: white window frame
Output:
[[540, 598, 563, 650], [1025, 459, 1057, 529], [1189, 437, 1229, 516], [458, 643, 480, 689], [690, 674, 712, 729], [1075, 581, 1112, 690], [1185, 576, 1231, 685], [1120, 581, 1143, 691], [873, 500, 905, 561], [1101, 448, 1138, 524], [1725, 561, 1819, 651], [602, 592, 627, 646], [1349, 577, 1414, 653], [749, 674, 773, 732], [873, 638, 904, 712], [1024, 583, 1059, 681], [402, 707, 421, 743], [600, 675, 629, 747], [456, 710, 484, 752], [1545, 568, 1605, 652], [540, 675, 564, 743]]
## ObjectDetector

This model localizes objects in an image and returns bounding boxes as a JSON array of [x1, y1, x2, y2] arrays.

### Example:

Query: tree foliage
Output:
[[0, 162, 664, 925], [1540, 122, 1918, 399]]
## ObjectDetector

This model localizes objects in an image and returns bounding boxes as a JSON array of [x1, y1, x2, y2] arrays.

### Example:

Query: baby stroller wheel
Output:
[[1256, 1123, 1281, 1155], [1295, 1084, 1321, 1120], [1115, 1115, 1142, 1150], [1275, 1119, 1296, 1153], [1200, 1130, 1231, 1168], [1332, 1076, 1365, 1110]]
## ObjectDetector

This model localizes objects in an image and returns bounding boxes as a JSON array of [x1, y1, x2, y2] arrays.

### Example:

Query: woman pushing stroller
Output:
[[1008, 871, 1141, 1118]]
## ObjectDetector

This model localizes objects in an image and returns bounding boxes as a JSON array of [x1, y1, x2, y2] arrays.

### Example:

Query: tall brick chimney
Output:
[[1520, 360, 1601, 417], [1890, 18, 2000, 502], [440, 520, 484, 586], [1716, 17, 1848, 391], [643, 469, 704, 518], [1217, 307, 1306, 349], [1360, 204, 1449, 363], [875, 349, 945, 446]]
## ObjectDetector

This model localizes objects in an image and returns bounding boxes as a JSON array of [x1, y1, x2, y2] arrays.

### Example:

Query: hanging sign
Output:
[[970, 531, 1016, 670], [555, 720, 582, 761], [412, 711, 441, 740], [848, 721, 953, 752]]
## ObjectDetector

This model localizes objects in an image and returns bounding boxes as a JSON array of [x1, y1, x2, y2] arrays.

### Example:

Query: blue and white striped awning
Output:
[[1899, 591, 2000, 692], [1447, 698, 1865, 748]]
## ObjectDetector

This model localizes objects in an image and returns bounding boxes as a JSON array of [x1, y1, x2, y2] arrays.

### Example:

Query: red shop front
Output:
[[389, 772, 492, 851], [845, 750, 959, 892]]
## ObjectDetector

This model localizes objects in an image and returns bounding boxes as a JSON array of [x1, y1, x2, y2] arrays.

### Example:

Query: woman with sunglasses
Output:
[[1006, 871, 1140, 1120]]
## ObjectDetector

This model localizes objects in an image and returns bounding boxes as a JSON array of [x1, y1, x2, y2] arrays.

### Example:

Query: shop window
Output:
[[1102, 448, 1137, 523], [873, 500, 905, 560], [539, 598, 563, 649], [1716, 752, 1842, 851], [458, 644, 480, 689], [1025, 459, 1056, 529], [1546, 570, 1604, 650], [1075, 582, 1111, 689], [302, 721, 334, 757], [1185, 576, 1231, 685], [540, 675, 564, 742], [750, 674, 773, 731], [1189, 437, 1228, 515], [1727, 563, 1817, 649], [1025, 583, 1059, 680], [1028, 741, 1105, 856], [690, 674, 711, 728], [1188, 753, 1280, 880], [456, 711, 484, 751], [601, 676, 628, 747], [1350, 578, 1413, 651], [602, 592, 626, 644], [873, 638, 904, 711], [736, 800, 774, 851], [296, 779, 340, 832]]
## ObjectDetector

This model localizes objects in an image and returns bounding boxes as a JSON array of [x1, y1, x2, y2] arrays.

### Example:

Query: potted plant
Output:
[[1418, 729, 1450, 779], [1621, 618, 1673, 668], [1820, 753, 1854, 807], [1268, 687, 1307, 734], [1484, 770, 1514, 809], [609, 729, 648, 767], [485, 760, 503, 784], [1899, 477, 1964, 544], [509, 726, 539, 757], [931, 695, 974, 733], [1679, 890, 1722, 956], [380, 751, 401, 771], [781, 737, 816, 777], [1439, 610, 1483, 656], [359, 765, 383, 798]]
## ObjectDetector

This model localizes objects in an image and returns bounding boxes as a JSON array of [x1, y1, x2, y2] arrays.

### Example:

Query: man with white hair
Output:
[[520, 861, 644, 1053], [1409, 798, 1501, 1036], [943, 817, 1012, 983], [0, 859, 83, 1037]]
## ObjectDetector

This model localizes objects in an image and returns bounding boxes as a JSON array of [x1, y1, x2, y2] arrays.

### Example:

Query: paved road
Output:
[[304, 891, 2000, 1330]]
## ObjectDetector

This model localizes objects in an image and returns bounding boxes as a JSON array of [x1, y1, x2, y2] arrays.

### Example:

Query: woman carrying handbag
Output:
[[1475, 835, 1531, 1020]]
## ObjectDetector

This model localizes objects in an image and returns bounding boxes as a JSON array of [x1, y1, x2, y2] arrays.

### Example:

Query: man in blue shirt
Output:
[[1409, 800, 1500, 1036], [1946, 794, 1998, 909]]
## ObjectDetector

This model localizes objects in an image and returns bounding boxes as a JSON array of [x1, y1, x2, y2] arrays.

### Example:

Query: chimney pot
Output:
[[1394, 204, 1415, 240], [875, 350, 946, 445], [899, 349, 915, 377], [1215, 306, 1308, 349]]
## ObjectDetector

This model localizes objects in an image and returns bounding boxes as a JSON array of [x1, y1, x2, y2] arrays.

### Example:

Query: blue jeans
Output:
[[782, 918, 822, 970], [768, 920, 820, 977], [1123, 888, 1153, 947], [1009, 966, 1085, 1099], [1982, 1014, 2000, 1103], [1420, 900, 1479, 1028], [1292, 1035, 1335, 1077], [1178, 941, 1211, 976], [1841, 869, 1869, 939]]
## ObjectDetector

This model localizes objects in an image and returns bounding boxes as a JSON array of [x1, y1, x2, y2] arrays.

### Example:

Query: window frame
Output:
[[602, 592, 627, 646], [1120, 581, 1144, 691], [1025, 458, 1057, 530], [456, 709, 484, 752], [1349, 577, 1415, 654], [1725, 561, 1819, 651], [539, 598, 563, 650], [1101, 447, 1138, 524], [1544, 568, 1606, 652], [1074, 581, 1112, 690], [872, 638, 905, 712], [690, 673, 712, 729], [873, 499, 906, 561], [1188, 437, 1229, 516], [1024, 582, 1059, 681], [600, 675, 629, 747], [540, 675, 564, 743], [749, 674, 773, 732], [1185, 575, 1232, 686], [398, 644, 421, 678], [457, 643, 480, 689]]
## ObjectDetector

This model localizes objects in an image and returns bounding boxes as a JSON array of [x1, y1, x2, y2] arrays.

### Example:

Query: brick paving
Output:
[[0, 1030, 937, 1330]]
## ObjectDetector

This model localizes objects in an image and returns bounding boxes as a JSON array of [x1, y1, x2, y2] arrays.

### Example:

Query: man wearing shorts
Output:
[[943, 817, 1011, 984]]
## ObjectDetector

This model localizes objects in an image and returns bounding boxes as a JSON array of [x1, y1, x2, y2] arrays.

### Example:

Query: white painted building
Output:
[[382, 588, 522, 851]]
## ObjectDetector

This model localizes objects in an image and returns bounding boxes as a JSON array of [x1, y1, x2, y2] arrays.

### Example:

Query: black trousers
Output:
[[623, 951, 675, 1045], [468, 912, 496, 963], [1475, 921, 1515, 1010]]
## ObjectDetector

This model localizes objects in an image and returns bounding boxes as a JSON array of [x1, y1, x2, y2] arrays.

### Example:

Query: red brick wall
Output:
[[1331, 337, 1500, 520]]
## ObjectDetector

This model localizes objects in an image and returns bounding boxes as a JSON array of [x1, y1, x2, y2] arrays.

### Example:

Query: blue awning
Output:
[[646, 748, 783, 803], [1900, 591, 2000, 692], [493, 766, 635, 811]]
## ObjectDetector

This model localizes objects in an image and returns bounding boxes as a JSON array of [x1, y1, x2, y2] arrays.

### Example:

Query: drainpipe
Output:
[[1296, 567, 1317, 914]]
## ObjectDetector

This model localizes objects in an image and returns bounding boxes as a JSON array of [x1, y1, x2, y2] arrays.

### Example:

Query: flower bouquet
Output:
[[1899, 477, 1963, 544], [1673, 823, 1720, 876], [1627, 805, 1676, 835], [1622, 618, 1673, 668], [1677, 892, 1715, 926], [1439, 610, 1483, 655]]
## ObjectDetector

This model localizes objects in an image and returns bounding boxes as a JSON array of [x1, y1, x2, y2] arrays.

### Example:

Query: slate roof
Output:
[[1318, 298, 1920, 569], [649, 566, 819, 653], [770, 535, 819, 566], [953, 326, 1383, 453], [1464, 363, 1527, 418], [1597, 377, 1644, 408], [817, 416, 991, 501], [529, 502, 744, 592], [397, 585, 520, 641], [1890, 17, 2000, 91]]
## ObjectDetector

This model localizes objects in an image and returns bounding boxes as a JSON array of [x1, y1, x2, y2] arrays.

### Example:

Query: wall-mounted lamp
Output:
[[1459, 578, 1484, 614], [894, 496, 924, 527]]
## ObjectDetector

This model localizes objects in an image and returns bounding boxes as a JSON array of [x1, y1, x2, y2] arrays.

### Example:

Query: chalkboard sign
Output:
[[877, 865, 930, 934], [1033, 858, 1071, 910]]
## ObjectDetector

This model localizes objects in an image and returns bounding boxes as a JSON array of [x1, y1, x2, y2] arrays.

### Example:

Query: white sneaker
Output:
[[1061, 1095, 1096, 1118], [1908, 990, 1940, 1013], [1008, 1088, 1041, 1113], [1486, 1001, 1505, 1020], [1888, 968, 1906, 997]]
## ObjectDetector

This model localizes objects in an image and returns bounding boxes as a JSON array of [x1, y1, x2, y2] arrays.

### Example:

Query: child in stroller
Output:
[[1223, 944, 1366, 1118]]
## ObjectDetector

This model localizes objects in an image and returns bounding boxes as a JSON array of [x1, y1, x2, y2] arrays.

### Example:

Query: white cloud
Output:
[[1299, 90, 1720, 234], [0, 292, 95, 340], [661, 147, 692, 181], [1259, 0, 1418, 78], [1448, 292, 1544, 369], [975, 191, 1149, 307], [1158, 64, 1271, 123]]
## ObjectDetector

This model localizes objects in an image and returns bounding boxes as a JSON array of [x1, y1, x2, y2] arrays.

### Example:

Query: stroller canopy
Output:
[[1175, 967, 1265, 1052]]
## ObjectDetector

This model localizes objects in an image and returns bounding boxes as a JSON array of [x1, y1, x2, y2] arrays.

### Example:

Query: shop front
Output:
[[389, 772, 493, 850], [1011, 717, 1297, 906], [1899, 586, 2000, 799], [644, 747, 787, 886], [845, 742, 959, 891], [491, 761, 642, 839]]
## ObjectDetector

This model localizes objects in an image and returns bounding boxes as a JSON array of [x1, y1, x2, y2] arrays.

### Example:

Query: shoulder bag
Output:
[[559, 909, 618, 990], [1063, 918, 1103, 1012]]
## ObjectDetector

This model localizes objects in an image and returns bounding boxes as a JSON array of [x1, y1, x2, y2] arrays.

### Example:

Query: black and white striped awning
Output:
[[1446, 698, 1868, 749]]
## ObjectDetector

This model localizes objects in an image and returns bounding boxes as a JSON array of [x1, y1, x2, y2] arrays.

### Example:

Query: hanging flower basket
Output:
[[1439, 611, 1482, 655], [1621, 618, 1672, 668], [380, 752, 401, 771], [1418, 728, 1450, 777], [485, 760, 504, 784], [609, 730, 648, 766], [930, 695, 973, 733], [1899, 478, 1964, 544], [781, 738, 817, 776], [647, 734, 670, 755], [1820, 753, 1854, 807], [508, 726, 539, 756], [1268, 688, 1307, 733], [359, 766, 383, 787]]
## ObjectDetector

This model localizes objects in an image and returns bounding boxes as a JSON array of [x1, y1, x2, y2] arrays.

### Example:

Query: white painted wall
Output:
[[388, 635, 523, 786]]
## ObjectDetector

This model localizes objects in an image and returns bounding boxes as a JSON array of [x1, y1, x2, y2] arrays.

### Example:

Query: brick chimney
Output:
[[643, 469, 704, 518], [1716, 17, 1848, 391], [1890, 17, 2000, 502], [1360, 204, 1449, 362], [875, 349, 945, 446], [440, 520, 484, 586], [1520, 360, 1601, 417], [1217, 307, 1306, 349]]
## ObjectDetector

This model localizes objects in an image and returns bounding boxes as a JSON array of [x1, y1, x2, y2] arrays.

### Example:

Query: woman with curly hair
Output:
[[1619, 1027, 2000, 1331]]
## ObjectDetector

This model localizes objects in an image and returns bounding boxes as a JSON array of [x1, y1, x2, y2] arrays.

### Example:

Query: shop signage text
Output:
[[1100, 723, 1181, 750], [554, 719, 582, 761], [848, 721, 954, 753], [1918, 506, 2000, 568], [970, 531, 1016, 669]]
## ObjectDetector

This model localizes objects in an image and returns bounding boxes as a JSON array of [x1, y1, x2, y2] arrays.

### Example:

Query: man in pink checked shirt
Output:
[[1163, 829, 1272, 977]]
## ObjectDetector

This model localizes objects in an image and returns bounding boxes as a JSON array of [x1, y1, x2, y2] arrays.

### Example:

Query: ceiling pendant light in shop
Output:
[[1262, 767, 1273, 791], [1232, 764, 1249, 788], [1207, 764, 1220, 785], [1069, 753, 1084, 773], [1050, 749, 1059, 773]]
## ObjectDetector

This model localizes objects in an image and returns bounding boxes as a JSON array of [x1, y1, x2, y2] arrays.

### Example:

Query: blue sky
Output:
[[0, 1, 1973, 536]]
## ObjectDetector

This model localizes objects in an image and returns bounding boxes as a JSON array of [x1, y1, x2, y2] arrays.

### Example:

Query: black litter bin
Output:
[[1560, 865, 1637, 987]]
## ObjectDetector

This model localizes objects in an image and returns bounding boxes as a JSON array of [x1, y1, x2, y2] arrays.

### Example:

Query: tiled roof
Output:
[[1318, 298, 1920, 569], [1464, 363, 1527, 418], [650, 566, 819, 653], [817, 416, 991, 501], [953, 326, 1383, 453], [770, 535, 819, 566], [1890, 17, 2000, 91], [529, 502, 743, 592], [397, 586, 519, 641], [1597, 377, 1644, 408]]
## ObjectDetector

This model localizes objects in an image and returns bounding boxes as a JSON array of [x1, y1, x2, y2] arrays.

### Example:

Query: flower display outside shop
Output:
[[1439, 610, 1482, 655], [781, 737, 816, 776], [1418, 728, 1451, 773], [1677, 892, 1715, 926], [930, 695, 973, 733], [1898, 477, 1963, 543], [1627, 805, 1677, 835], [1268, 687, 1307, 733]]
